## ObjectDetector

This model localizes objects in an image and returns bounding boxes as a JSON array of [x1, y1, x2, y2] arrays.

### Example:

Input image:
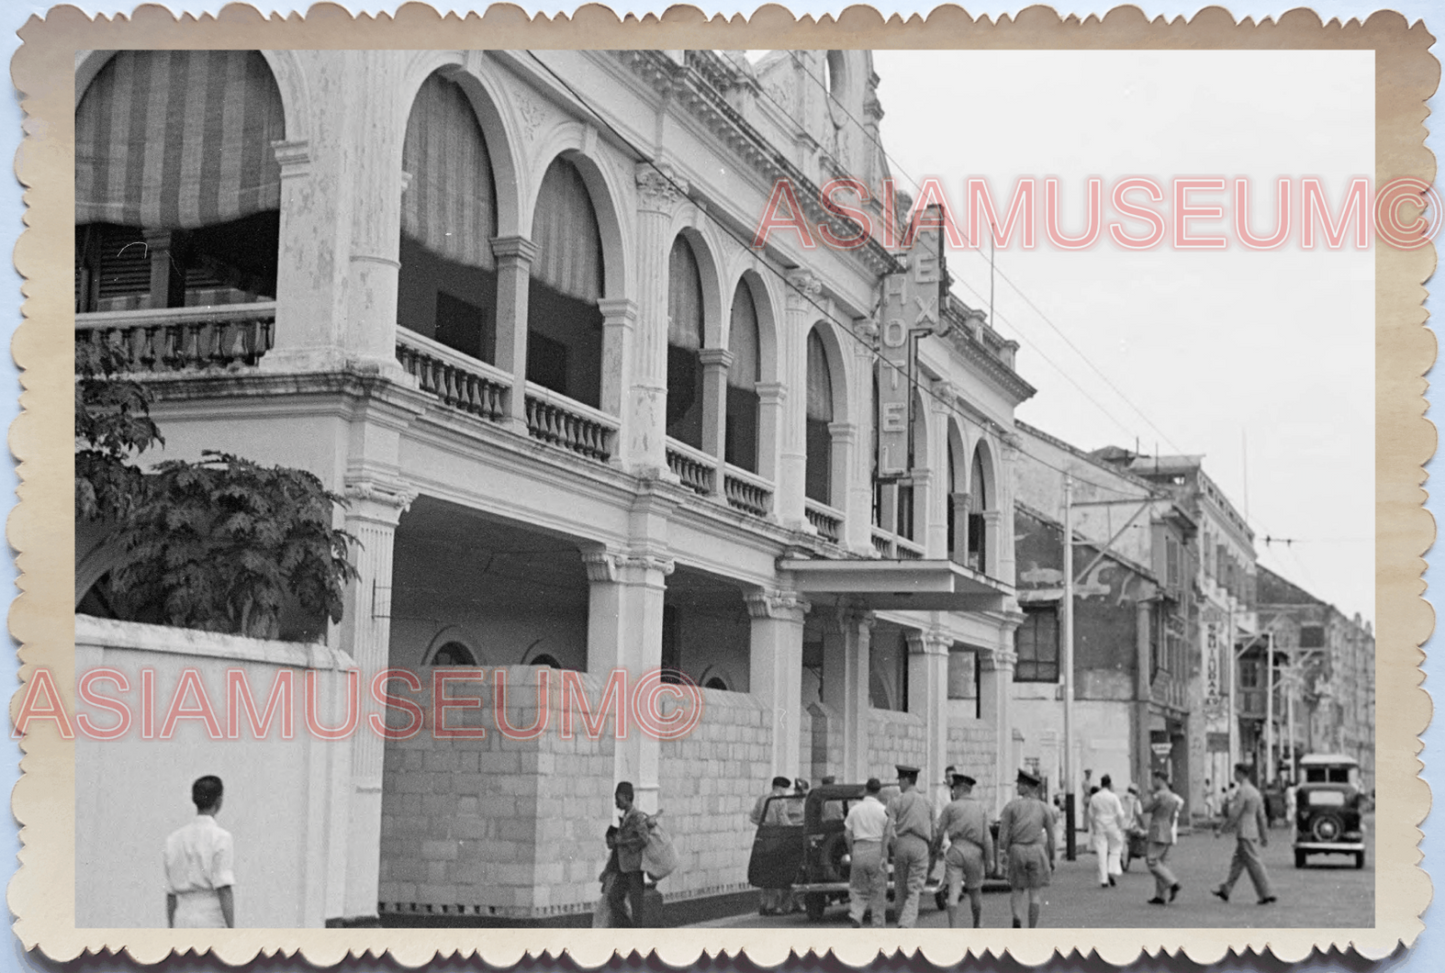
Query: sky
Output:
[[870, 49, 1376, 625]]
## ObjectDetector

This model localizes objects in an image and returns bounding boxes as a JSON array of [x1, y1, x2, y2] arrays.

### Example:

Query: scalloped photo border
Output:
[[8, 3, 1436, 967]]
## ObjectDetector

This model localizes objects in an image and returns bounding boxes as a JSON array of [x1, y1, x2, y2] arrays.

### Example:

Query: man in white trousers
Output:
[[1087, 774, 1126, 888]]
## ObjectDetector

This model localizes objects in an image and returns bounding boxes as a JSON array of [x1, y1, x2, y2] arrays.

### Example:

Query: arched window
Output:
[[429, 641, 477, 666], [968, 447, 989, 572], [725, 282, 761, 472], [529, 653, 563, 669], [666, 236, 704, 447], [75, 51, 284, 312], [804, 330, 834, 504], [398, 71, 499, 362], [529, 157, 604, 407], [947, 434, 961, 562]]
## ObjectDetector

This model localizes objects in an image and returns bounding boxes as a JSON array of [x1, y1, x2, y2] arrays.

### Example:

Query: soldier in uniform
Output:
[[932, 772, 995, 928], [997, 769, 1058, 928], [886, 764, 934, 929]]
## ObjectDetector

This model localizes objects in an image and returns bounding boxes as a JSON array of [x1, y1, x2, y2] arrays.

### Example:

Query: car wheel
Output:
[[805, 893, 826, 922], [1294, 849, 1307, 868], [821, 833, 850, 882], [1311, 812, 1345, 843], [1356, 850, 1366, 870]]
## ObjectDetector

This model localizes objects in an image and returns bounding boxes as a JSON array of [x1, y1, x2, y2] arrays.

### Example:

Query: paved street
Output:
[[690, 821, 1373, 929]]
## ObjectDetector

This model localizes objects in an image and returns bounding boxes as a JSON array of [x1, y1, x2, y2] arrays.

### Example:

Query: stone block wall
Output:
[[866, 708, 927, 777], [657, 688, 772, 901], [808, 700, 843, 781], [947, 718, 1000, 813], [379, 666, 616, 920]]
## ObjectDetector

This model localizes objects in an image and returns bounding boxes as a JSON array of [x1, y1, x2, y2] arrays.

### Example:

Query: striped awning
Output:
[[667, 236, 703, 351], [401, 72, 497, 269], [532, 157, 603, 303], [728, 281, 760, 388], [806, 330, 834, 421], [75, 51, 284, 229]]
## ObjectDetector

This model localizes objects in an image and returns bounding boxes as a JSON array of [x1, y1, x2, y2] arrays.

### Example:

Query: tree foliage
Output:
[[75, 341, 359, 639]]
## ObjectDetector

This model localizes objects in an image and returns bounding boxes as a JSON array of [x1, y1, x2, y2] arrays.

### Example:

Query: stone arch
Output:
[[422, 628, 483, 667], [672, 224, 725, 351], [399, 51, 524, 240], [526, 136, 629, 301]]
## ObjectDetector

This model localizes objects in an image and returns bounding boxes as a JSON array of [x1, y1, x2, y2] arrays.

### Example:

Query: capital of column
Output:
[[755, 382, 786, 406], [636, 162, 688, 213], [272, 138, 312, 179], [853, 315, 879, 342], [930, 380, 958, 413], [343, 478, 419, 524], [598, 297, 638, 325], [911, 468, 933, 486], [745, 588, 811, 622], [906, 628, 953, 656], [581, 549, 676, 584], [491, 234, 539, 266], [950, 491, 973, 511], [837, 603, 876, 632], [699, 347, 735, 369], [828, 420, 857, 445], [978, 646, 1018, 673], [785, 270, 822, 313]]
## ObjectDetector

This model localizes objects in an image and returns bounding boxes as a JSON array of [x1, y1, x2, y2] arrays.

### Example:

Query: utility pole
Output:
[[1062, 474, 1077, 861], [1264, 635, 1274, 785]]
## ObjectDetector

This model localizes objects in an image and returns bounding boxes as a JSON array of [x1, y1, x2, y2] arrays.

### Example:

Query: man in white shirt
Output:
[[1087, 773, 1126, 888], [843, 777, 892, 928], [164, 775, 235, 928]]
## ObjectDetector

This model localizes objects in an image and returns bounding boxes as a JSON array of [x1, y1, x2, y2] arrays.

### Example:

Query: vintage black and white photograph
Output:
[[15, 7, 1430, 960]]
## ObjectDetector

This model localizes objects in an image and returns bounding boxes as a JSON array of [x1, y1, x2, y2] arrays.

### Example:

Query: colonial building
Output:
[[74, 48, 1033, 925], [1245, 566, 1376, 788], [1009, 426, 1198, 815]]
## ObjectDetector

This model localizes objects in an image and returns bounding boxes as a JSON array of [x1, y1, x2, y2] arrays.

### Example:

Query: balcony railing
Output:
[[871, 529, 892, 557], [869, 528, 924, 559], [805, 500, 844, 543], [895, 537, 925, 560], [723, 465, 772, 517], [76, 301, 276, 371], [665, 440, 716, 496], [524, 383, 617, 463], [396, 329, 510, 423]]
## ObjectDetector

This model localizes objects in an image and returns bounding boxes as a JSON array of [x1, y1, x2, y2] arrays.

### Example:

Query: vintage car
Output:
[[747, 783, 958, 921], [1293, 753, 1367, 869]]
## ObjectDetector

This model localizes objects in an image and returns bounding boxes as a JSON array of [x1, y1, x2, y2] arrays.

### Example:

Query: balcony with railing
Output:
[[870, 528, 925, 560], [722, 465, 772, 518], [665, 439, 716, 496], [75, 301, 277, 371], [805, 500, 844, 544], [396, 329, 510, 423], [665, 438, 775, 521], [523, 383, 618, 463]]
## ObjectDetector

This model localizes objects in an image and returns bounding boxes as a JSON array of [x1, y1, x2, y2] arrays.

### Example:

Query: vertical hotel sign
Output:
[[877, 221, 947, 479]]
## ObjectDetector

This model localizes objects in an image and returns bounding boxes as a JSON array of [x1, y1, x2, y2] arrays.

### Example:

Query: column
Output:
[[777, 270, 821, 528], [343, 51, 407, 377], [906, 628, 952, 811], [755, 382, 785, 487], [1136, 598, 1154, 791], [746, 588, 811, 778], [823, 605, 873, 783], [627, 163, 687, 477], [338, 478, 416, 922], [978, 644, 1017, 817], [910, 468, 934, 552], [848, 317, 879, 553], [144, 229, 185, 309], [950, 492, 972, 564], [699, 347, 734, 494], [583, 545, 673, 814], [828, 421, 859, 545], [997, 435, 1022, 585], [491, 235, 539, 433], [982, 510, 1004, 577]]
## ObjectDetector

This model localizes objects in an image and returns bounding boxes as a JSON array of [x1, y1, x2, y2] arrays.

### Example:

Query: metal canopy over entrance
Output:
[[777, 558, 1014, 611]]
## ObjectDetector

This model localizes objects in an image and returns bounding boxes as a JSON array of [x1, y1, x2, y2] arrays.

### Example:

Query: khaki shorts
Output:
[[944, 841, 986, 897], [1007, 843, 1052, 890]]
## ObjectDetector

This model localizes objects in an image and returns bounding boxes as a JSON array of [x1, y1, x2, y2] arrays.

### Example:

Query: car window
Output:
[[763, 795, 806, 825], [1308, 790, 1346, 807], [821, 798, 849, 822]]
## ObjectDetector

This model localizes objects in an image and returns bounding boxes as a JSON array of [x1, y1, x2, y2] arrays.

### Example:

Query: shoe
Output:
[[1109, 876, 1117, 887], [1146, 897, 1167, 905], [850, 918, 861, 929], [1169, 883, 1182, 903], [1258, 896, 1278, 905], [1100, 883, 1110, 888], [1012, 918, 1022, 928], [1211, 886, 1229, 903]]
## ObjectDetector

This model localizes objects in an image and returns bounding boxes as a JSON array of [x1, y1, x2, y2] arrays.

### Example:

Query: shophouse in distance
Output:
[[1009, 427, 1198, 817], [73, 49, 1035, 926], [1105, 452, 1259, 815], [1244, 566, 1376, 789]]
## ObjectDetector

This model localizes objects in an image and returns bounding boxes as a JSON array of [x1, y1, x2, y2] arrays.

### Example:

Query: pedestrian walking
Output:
[[608, 781, 651, 926], [886, 764, 933, 929], [1141, 770, 1184, 905], [749, 775, 793, 914], [932, 773, 994, 928], [843, 777, 891, 928], [997, 769, 1058, 928], [163, 775, 235, 929], [1087, 774, 1126, 887], [1211, 763, 1277, 906]]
